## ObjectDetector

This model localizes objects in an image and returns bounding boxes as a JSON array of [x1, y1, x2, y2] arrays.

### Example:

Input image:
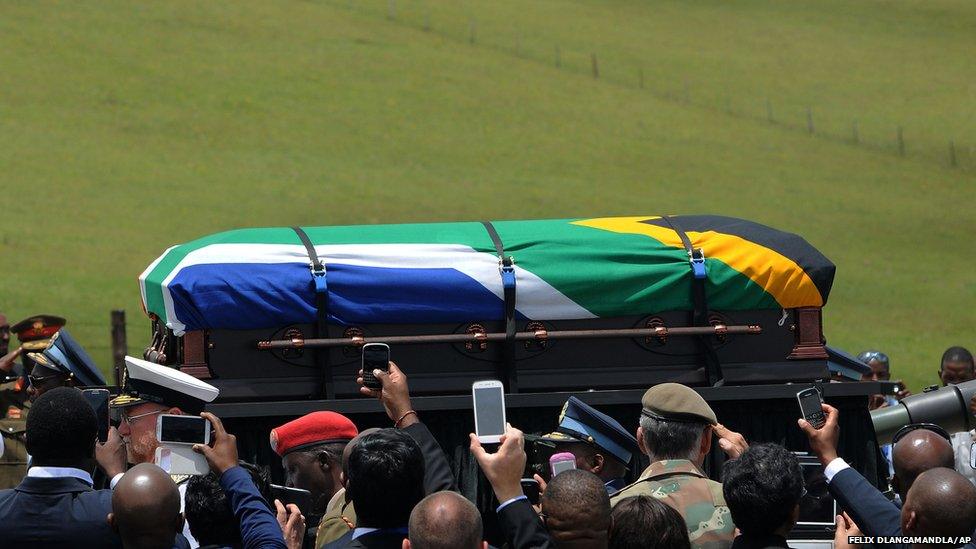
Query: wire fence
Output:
[[326, 0, 975, 174]]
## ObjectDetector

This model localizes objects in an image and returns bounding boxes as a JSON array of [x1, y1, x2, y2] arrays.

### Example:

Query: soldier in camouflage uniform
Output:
[[611, 383, 747, 549]]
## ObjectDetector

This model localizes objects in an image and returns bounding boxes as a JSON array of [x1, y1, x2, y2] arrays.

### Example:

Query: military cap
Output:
[[542, 396, 638, 465], [11, 315, 66, 351], [641, 383, 717, 425], [111, 356, 218, 415], [26, 329, 106, 387], [270, 411, 359, 457]]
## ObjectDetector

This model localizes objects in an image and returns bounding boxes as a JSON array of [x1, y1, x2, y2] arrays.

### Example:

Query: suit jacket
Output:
[[401, 422, 456, 493], [497, 498, 552, 549], [0, 475, 122, 548], [343, 530, 407, 549], [828, 467, 901, 539]]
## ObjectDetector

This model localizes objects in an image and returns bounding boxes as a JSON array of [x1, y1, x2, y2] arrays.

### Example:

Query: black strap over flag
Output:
[[660, 216, 724, 387], [482, 221, 518, 392], [292, 226, 335, 398]]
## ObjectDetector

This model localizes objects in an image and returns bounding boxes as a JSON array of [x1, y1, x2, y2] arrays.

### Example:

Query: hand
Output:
[[895, 381, 912, 401], [714, 423, 748, 459], [834, 512, 863, 549], [531, 473, 548, 514], [192, 412, 238, 475], [358, 362, 416, 428], [469, 424, 526, 503], [275, 499, 306, 549], [0, 347, 21, 373], [95, 426, 127, 478], [798, 403, 840, 467]]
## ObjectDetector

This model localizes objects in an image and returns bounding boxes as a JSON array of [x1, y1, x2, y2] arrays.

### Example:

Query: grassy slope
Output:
[[0, 0, 973, 390]]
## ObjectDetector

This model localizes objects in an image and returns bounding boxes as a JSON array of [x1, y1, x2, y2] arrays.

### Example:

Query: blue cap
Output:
[[542, 396, 638, 465], [27, 329, 106, 387]]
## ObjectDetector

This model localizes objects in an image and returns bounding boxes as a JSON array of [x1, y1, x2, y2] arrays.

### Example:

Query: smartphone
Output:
[[472, 380, 506, 444], [271, 484, 313, 516], [796, 387, 826, 429], [362, 343, 390, 390], [156, 414, 212, 476], [521, 478, 541, 505], [550, 452, 577, 477], [82, 389, 110, 443]]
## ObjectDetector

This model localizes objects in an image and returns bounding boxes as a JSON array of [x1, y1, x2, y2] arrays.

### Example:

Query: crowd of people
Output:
[[2, 311, 976, 549]]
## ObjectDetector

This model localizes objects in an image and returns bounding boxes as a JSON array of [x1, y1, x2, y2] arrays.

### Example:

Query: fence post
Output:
[[806, 107, 814, 134], [897, 126, 905, 157], [387, 0, 396, 20], [469, 18, 476, 44], [852, 120, 859, 144], [765, 98, 773, 123], [591, 53, 599, 78], [111, 310, 127, 386], [423, 10, 430, 32]]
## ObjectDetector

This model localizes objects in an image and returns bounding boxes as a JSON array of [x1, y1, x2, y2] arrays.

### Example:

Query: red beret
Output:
[[270, 411, 358, 457]]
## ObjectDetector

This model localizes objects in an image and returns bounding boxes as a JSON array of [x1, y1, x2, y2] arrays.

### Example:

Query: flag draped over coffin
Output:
[[139, 216, 835, 335]]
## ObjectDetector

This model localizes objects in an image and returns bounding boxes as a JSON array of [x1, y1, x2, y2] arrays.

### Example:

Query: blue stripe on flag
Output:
[[167, 263, 516, 330]]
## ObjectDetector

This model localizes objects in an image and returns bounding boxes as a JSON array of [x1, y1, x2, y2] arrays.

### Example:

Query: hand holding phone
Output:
[[472, 380, 506, 444], [521, 478, 541, 505], [157, 414, 213, 476], [797, 388, 826, 429], [361, 343, 390, 390]]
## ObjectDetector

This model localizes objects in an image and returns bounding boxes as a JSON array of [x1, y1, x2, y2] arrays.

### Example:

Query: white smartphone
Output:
[[155, 414, 211, 476], [472, 380, 506, 444]]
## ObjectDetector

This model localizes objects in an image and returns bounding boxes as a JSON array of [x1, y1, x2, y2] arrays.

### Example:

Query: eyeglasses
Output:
[[892, 423, 951, 445], [120, 409, 164, 425], [28, 373, 63, 387]]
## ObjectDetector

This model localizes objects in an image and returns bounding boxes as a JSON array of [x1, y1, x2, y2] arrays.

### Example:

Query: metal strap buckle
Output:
[[309, 262, 326, 277], [689, 249, 706, 279], [498, 256, 515, 273]]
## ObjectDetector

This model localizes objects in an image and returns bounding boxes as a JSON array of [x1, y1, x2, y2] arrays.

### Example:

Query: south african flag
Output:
[[139, 216, 834, 335]]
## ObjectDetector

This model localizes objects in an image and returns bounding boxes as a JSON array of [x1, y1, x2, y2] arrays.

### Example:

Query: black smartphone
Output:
[[361, 343, 390, 390], [271, 484, 313, 517], [521, 478, 541, 505], [83, 389, 110, 443], [796, 387, 826, 429]]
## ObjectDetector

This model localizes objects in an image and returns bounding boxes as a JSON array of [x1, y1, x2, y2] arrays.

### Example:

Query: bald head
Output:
[[405, 491, 483, 549], [542, 469, 611, 549], [902, 468, 976, 541], [891, 429, 955, 500], [110, 464, 183, 549]]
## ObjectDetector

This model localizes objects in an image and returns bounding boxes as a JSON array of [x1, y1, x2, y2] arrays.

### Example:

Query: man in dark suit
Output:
[[319, 362, 456, 548], [325, 428, 426, 549], [0, 386, 122, 548], [798, 403, 956, 540]]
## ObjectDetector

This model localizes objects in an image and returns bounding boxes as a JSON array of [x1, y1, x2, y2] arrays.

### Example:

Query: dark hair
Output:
[[639, 415, 706, 461], [941, 347, 974, 369], [26, 387, 97, 464], [610, 495, 690, 549], [185, 461, 273, 546], [345, 428, 425, 528], [722, 443, 803, 536], [408, 491, 483, 549]]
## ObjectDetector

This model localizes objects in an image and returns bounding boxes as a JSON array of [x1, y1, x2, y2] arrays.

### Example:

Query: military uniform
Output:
[[610, 382, 736, 549], [0, 315, 67, 488], [315, 488, 356, 549], [611, 459, 734, 549]]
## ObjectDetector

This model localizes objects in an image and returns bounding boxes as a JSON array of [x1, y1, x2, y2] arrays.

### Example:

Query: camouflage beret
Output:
[[641, 383, 717, 425]]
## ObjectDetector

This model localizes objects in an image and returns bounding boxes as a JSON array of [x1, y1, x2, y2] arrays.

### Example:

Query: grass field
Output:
[[1, 0, 974, 391]]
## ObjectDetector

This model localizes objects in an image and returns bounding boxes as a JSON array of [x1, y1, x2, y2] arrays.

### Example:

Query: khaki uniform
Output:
[[0, 379, 29, 489], [315, 487, 357, 549], [611, 459, 735, 549]]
